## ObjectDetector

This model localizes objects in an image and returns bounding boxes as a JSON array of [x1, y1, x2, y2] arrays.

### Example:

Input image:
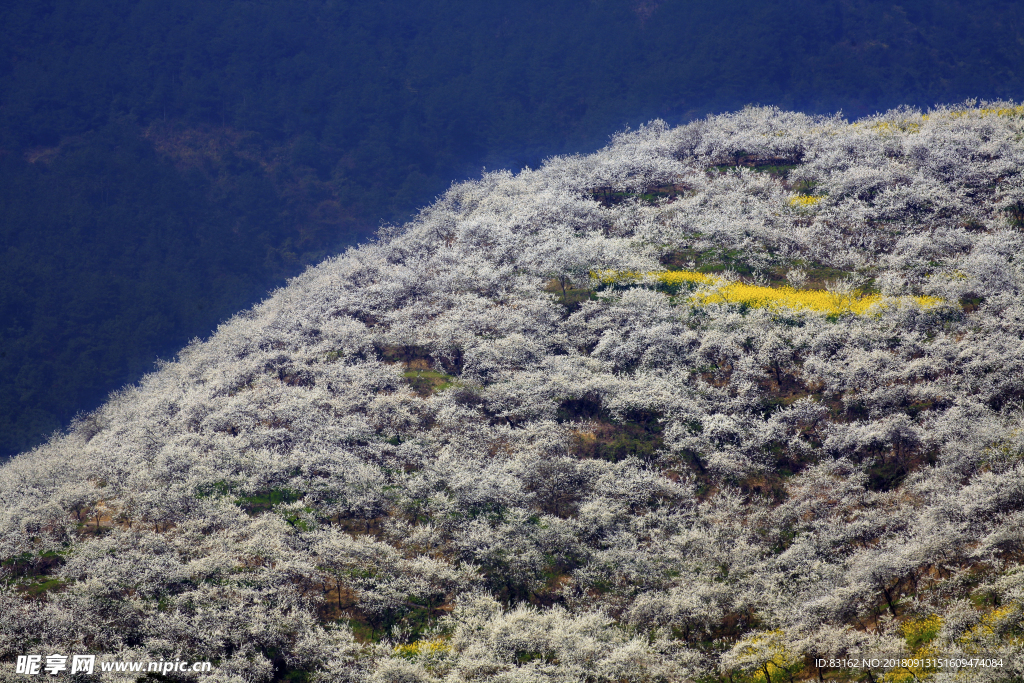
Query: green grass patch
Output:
[[17, 577, 69, 597], [3, 549, 67, 581], [235, 488, 303, 515], [559, 397, 665, 464], [403, 369, 456, 397]]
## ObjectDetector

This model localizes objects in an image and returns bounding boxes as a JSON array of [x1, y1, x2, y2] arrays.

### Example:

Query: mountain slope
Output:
[[8, 0, 1024, 460], [3, 104, 1024, 682]]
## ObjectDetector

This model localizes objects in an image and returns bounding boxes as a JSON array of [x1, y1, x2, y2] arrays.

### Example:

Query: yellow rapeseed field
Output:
[[592, 269, 715, 288], [592, 270, 944, 316], [393, 639, 452, 658], [788, 195, 822, 208], [950, 104, 1024, 118], [871, 120, 922, 135]]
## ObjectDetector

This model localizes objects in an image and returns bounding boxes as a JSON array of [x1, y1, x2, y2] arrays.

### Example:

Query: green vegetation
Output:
[[558, 397, 665, 463], [402, 370, 456, 397], [235, 488, 303, 516], [2, 549, 68, 598]]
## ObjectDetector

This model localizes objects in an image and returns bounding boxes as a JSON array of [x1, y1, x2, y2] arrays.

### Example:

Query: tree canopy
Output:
[[3, 104, 1024, 681]]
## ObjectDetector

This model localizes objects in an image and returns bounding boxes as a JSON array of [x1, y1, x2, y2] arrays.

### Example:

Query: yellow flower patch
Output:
[[789, 195, 822, 208], [700, 281, 943, 315], [394, 639, 452, 658], [902, 614, 942, 648], [592, 269, 715, 287], [696, 280, 882, 315], [872, 120, 922, 135], [651, 270, 717, 287], [593, 270, 944, 316], [949, 105, 1024, 119], [959, 602, 1023, 647]]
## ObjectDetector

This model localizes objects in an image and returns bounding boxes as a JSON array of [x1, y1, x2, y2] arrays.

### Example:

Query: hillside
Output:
[[7, 0, 1024, 459], [3, 104, 1024, 682]]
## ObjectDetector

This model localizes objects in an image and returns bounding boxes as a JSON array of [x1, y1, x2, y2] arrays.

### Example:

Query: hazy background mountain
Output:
[[2, 0, 1023, 457]]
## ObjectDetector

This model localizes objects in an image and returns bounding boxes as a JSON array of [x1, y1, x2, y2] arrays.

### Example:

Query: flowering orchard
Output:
[[3, 102, 1024, 682]]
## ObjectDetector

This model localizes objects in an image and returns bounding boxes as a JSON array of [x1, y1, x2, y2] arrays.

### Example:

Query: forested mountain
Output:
[[3, 104, 1024, 681], [5, 0, 1024, 457]]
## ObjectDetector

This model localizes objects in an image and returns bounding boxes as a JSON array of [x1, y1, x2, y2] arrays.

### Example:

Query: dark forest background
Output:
[[2, 0, 1023, 457]]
